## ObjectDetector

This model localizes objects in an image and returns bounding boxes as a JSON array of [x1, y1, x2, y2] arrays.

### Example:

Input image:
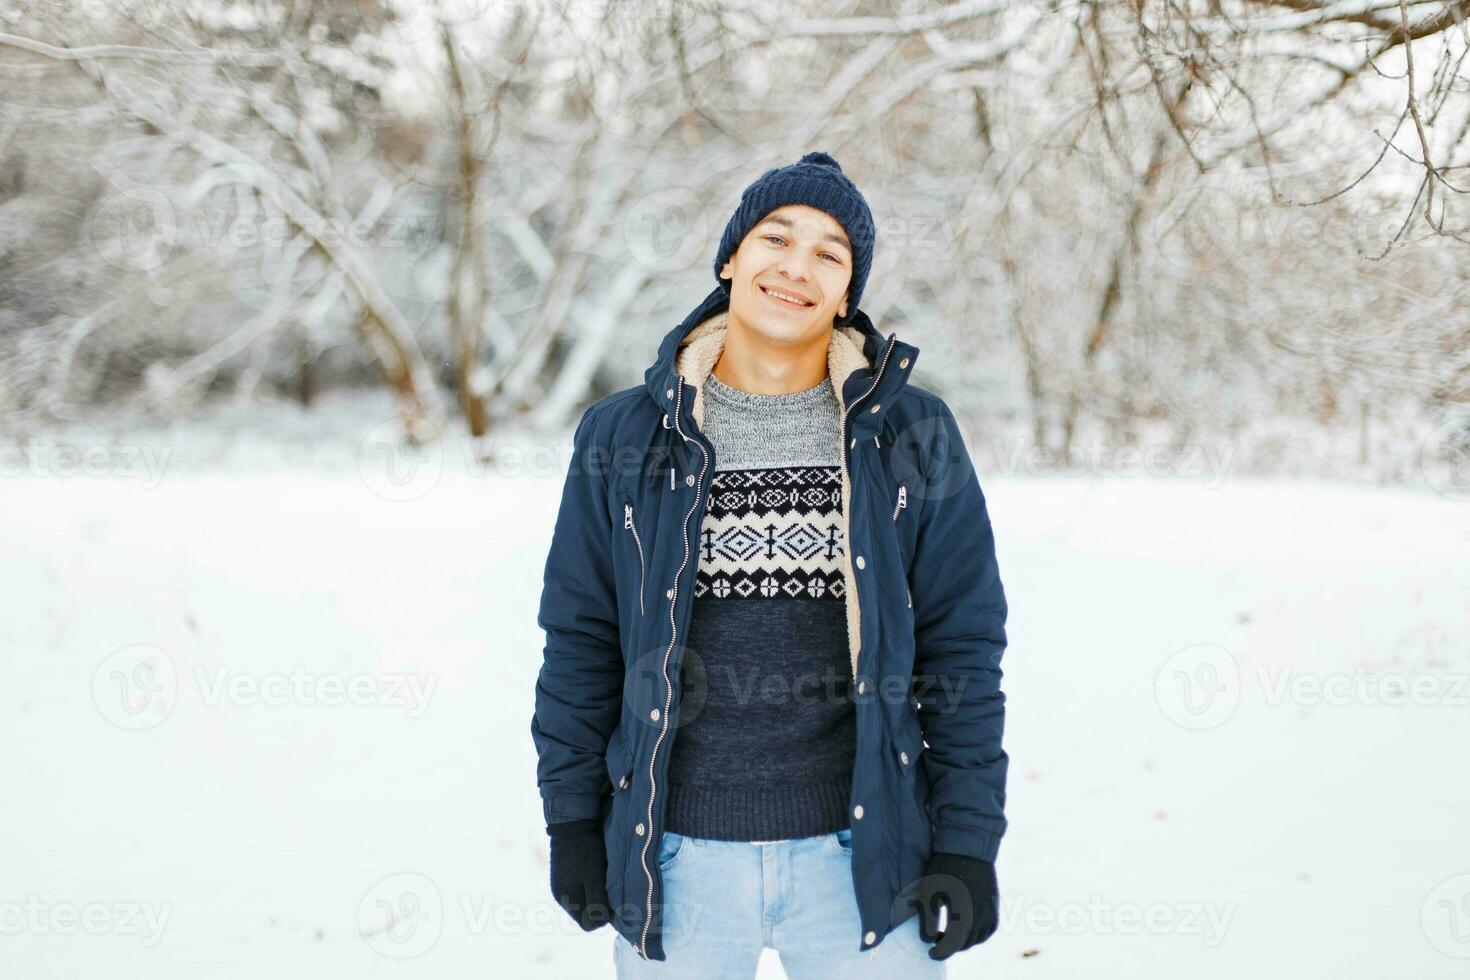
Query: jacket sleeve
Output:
[[530, 403, 625, 827], [907, 402, 1009, 863]]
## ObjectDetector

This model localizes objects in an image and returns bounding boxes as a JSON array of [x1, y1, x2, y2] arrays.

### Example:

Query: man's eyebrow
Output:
[[760, 215, 851, 252]]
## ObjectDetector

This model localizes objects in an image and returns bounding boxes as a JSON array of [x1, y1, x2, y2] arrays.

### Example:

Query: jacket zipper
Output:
[[638, 376, 710, 959], [839, 334, 898, 677], [893, 480, 912, 608], [623, 502, 646, 617]]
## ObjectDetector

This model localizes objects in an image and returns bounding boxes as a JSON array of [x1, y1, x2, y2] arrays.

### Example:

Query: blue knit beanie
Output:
[[714, 150, 876, 321]]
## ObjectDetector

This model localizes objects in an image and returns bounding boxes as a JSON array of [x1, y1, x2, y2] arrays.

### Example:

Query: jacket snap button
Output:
[[853, 804, 864, 819], [869, 403, 880, 413], [685, 474, 694, 486], [635, 822, 645, 835], [856, 680, 865, 695], [899, 357, 909, 368], [666, 588, 674, 599], [900, 752, 909, 765], [665, 388, 673, 399], [649, 708, 660, 721], [620, 775, 629, 788], [850, 437, 855, 448], [855, 555, 865, 569], [864, 930, 876, 945]]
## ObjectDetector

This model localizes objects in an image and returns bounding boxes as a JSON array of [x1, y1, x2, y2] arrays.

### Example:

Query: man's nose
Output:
[[778, 253, 812, 280]]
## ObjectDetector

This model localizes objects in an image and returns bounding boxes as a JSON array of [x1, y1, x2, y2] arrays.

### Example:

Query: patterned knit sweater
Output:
[[662, 370, 856, 842]]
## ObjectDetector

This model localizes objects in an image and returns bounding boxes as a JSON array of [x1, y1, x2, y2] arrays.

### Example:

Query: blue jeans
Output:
[[613, 828, 946, 978]]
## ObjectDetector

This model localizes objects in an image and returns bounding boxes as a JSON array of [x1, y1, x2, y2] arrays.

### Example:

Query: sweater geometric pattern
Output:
[[694, 466, 846, 602]]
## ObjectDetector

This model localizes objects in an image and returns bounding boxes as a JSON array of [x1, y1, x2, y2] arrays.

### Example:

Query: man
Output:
[[531, 151, 1009, 978]]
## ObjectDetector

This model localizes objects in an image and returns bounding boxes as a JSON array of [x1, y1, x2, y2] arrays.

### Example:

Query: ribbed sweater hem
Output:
[[663, 775, 853, 841]]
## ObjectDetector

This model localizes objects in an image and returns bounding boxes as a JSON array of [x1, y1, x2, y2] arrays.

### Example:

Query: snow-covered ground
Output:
[[3, 407, 1468, 978]]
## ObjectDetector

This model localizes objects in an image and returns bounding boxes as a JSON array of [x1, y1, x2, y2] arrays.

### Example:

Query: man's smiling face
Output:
[[719, 204, 854, 345]]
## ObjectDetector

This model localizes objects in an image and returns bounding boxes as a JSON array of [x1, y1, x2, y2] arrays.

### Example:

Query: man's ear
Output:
[[720, 259, 732, 281]]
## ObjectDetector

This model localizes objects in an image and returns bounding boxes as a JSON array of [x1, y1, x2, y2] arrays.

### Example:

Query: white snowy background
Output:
[[2, 392, 1468, 978], [4, 0, 1470, 975]]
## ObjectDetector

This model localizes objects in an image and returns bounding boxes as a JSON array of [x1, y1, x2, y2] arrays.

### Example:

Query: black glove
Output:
[[908, 852, 998, 960], [546, 818, 612, 931]]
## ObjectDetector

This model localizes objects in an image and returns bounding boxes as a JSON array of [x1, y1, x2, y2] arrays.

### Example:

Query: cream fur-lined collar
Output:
[[673, 312, 873, 430]]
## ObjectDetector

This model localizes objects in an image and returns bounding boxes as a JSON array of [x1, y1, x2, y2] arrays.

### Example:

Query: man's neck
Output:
[[711, 318, 831, 395]]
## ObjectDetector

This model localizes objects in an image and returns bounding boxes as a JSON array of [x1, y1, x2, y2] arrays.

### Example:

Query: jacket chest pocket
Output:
[[890, 479, 912, 608], [619, 493, 648, 618]]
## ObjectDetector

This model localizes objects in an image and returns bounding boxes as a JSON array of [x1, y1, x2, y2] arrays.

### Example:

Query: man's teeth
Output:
[[765, 287, 812, 307]]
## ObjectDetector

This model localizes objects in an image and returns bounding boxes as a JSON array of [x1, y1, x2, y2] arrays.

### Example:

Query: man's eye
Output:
[[764, 235, 786, 245]]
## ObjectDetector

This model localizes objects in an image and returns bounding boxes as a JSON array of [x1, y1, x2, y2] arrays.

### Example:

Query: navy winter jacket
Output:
[[531, 284, 1009, 961]]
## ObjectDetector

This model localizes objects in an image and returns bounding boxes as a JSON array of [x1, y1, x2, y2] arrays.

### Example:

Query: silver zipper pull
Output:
[[898, 485, 907, 510], [624, 503, 633, 528]]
